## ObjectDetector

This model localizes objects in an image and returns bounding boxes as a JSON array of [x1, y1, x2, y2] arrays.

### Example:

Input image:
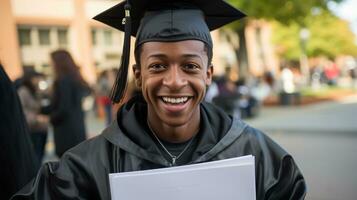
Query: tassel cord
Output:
[[110, 1, 131, 103]]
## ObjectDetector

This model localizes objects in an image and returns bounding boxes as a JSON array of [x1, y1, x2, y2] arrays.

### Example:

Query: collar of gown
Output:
[[102, 95, 247, 166]]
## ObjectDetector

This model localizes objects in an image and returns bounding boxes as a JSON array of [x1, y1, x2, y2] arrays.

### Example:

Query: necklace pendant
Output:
[[172, 156, 177, 166]]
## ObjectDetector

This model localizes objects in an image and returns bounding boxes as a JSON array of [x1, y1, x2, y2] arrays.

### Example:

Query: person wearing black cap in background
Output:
[[11, 0, 306, 199]]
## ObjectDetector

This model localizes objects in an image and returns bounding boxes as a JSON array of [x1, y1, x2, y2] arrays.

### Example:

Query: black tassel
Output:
[[110, 0, 131, 103]]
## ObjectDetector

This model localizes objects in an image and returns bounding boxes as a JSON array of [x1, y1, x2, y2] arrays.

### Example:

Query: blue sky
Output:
[[329, 0, 357, 36]]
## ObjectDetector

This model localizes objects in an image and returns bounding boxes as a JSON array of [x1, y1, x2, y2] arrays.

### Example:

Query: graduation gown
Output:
[[0, 66, 38, 200], [12, 96, 306, 200], [43, 76, 87, 157]]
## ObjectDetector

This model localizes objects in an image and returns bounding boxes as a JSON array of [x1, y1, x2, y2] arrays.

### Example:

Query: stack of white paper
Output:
[[109, 155, 256, 200]]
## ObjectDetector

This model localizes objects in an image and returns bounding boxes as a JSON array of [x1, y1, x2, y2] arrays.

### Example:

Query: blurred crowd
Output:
[[10, 50, 91, 166], [0, 49, 117, 199], [310, 58, 357, 89], [207, 56, 357, 116], [1, 47, 356, 199], [205, 68, 273, 119], [3, 48, 357, 166]]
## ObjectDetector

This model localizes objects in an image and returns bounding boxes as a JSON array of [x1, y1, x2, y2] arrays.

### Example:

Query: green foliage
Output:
[[271, 11, 357, 60], [300, 85, 355, 97], [224, 0, 350, 76], [271, 22, 301, 60], [307, 12, 357, 57], [227, 0, 343, 27]]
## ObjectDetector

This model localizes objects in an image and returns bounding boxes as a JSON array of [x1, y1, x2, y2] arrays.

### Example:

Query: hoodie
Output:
[[12, 96, 306, 200]]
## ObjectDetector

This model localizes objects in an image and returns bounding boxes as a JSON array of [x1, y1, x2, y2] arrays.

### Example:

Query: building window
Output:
[[105, 53, 120, 60], [91, 29, 97, 45], [18, 28, 31, 46], [58, 29, 68, 46], [104, 30, 112, 45], [39, 28, 50, 45], [42, 63, 49, 68], [23, 65, 35, 72]]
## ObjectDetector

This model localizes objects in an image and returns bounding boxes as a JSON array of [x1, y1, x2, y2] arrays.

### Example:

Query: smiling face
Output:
[[134, 40, 213, 131]]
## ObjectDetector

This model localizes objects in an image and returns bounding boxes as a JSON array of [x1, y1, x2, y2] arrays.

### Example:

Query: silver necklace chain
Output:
[[147, 120, 195, 166]]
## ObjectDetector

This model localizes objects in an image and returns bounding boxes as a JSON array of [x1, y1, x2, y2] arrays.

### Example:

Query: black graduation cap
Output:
[[94, 0, 246, 103]]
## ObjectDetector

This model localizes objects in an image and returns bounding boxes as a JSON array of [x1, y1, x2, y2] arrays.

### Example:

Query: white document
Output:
[[109, 155, 256, 200]]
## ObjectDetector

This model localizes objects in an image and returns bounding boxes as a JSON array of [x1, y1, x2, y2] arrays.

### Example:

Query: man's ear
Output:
[[205, 64, 214, 86], [132, 64, 142, 87]]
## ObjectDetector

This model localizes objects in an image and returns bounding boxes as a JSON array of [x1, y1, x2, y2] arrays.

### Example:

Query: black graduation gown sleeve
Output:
[[10, 135, 113, 200], [264, 155, 306, 200], [245, 127, 306, 200], [0, 65, 39, 200], [13, 160, 95, 200]]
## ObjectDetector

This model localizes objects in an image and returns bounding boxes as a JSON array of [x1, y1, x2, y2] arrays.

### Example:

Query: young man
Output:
[[12, 0, 306, 199]]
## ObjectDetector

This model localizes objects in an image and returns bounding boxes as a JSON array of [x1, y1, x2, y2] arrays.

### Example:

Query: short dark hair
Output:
[[134, 42, 213, 67]]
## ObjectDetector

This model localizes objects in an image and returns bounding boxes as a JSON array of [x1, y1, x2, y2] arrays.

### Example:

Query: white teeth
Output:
[[162, 97, 189, 104]]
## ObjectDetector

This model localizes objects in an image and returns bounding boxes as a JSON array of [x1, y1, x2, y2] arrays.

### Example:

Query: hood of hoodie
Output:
[[103, 95, 248, 167]]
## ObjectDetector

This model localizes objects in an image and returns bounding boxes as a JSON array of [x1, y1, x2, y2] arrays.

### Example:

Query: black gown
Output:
[[12, 96, 306, 200], [0, 65, 38, 200], [43, 75, 87, 157]]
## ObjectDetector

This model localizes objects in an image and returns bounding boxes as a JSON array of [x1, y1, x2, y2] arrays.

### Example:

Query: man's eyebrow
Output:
[[147, 54, 202, 59], [147, 54, 167, 59], [181, 54, 201, 59]]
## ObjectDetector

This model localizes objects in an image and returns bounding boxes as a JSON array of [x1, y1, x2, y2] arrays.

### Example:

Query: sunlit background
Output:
[[1, 0, 357, 200]]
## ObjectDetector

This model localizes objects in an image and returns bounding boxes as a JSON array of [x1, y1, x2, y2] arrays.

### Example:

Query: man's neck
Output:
[[147, 111, 200, 143]]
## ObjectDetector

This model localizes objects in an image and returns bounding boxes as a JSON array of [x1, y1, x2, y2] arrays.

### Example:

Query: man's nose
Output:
[[163, 66, 187, 90]]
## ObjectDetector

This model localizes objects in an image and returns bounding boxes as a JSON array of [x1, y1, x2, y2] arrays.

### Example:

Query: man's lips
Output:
[[161, 96, 189, 104], [159, 96, 192, 113]]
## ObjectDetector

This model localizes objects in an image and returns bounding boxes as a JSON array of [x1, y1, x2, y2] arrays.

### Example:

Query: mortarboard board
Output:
[[94, 0, 246, 103]]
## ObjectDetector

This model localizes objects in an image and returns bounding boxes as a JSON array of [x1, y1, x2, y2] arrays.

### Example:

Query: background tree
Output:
[[226, 0, 344, 78], [272, 11, 357, 61]]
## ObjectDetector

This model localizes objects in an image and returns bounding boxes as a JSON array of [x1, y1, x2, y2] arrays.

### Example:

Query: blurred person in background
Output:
[[235, 78, 259, 118], [42, 49, 91, 158], [278, 66, 301, 105], [212, 75, 241, 118], [350, 66, 357, 89], [250, 75, 272, 105], [324, 61, 340, 86], [263, 70, 275, 88], [95, 69, 115, 125], [204, 76, 219, 103], [346, 58, 357, 89], [17, 69, 49, 164], [311, 65, 324, 90], [0, 63, 38, 199], [280, 66, 296, 94]]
